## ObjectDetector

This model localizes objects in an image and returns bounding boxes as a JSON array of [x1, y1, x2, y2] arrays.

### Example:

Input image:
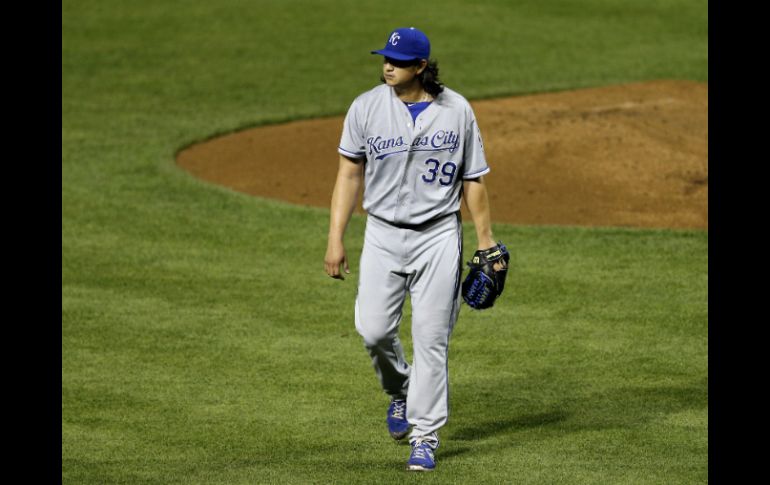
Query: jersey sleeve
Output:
[[338, 98, 367, 159], [461, 110, 490, 179]]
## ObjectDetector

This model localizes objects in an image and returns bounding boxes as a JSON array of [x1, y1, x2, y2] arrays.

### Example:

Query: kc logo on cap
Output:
[[372, 27, 431, 61]]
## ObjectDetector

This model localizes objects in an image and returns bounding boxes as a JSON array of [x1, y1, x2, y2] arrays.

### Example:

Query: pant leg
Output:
[[355, 217, 411, 398], [404, 214, 463, 439]]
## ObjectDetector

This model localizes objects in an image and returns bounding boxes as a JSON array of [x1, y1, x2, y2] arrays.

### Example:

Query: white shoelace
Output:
[[411, 440, 434, 461], [391, 400, 406, 420]]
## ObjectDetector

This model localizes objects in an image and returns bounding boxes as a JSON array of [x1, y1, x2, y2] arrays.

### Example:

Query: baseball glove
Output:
[[461, 242, 510, 310]]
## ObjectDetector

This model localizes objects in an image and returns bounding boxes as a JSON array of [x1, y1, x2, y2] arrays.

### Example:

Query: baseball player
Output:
[[324, 27, 505, 471]]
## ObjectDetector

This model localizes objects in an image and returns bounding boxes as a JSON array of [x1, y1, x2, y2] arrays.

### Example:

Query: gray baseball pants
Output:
[[354, 212, 463, 440]]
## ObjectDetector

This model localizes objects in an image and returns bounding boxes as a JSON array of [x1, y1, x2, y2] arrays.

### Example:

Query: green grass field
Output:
[[62, 1, 708, 483]]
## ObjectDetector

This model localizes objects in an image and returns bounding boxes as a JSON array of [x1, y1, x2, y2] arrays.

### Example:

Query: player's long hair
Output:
[[419, 59, 444, 97], [380, 59, 444, 97]]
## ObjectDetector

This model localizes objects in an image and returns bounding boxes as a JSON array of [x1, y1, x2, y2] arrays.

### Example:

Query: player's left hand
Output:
[[461, 242, 510, 309]]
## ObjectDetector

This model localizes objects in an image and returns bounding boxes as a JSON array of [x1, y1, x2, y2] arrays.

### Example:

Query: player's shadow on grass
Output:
[[441, 410, 568, 460], [442, 379, 706, 460], [449, 410, 569, 442]]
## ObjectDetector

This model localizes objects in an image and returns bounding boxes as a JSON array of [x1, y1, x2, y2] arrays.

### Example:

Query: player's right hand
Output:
[[324, 240, 350, 280]]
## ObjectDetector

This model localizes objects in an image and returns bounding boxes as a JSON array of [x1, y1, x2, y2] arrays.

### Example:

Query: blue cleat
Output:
[[406, 438, 436, 471], [387, 399, 410, 440]]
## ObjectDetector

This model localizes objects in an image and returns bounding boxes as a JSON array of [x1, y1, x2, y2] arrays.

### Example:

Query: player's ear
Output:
[[416, 59, 428, 75]]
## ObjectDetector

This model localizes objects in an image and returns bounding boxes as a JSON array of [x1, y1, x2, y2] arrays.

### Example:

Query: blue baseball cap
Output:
[[371, 27, 430, 61]]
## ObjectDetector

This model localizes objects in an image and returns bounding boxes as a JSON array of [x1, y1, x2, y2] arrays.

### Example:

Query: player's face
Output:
[[383, 57, 427, 88]]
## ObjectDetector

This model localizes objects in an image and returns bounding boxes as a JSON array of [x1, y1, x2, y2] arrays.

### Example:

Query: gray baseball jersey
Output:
[[338, 84, 490, 226]]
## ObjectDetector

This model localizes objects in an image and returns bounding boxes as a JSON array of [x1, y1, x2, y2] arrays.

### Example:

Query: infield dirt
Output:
[[176, 80, 707, 230]]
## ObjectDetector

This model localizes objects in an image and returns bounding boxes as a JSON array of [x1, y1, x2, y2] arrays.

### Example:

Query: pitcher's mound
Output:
[[177, 80, 707, 230]]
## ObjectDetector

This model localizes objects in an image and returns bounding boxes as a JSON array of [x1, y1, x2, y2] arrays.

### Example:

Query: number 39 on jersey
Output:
[[422, 159, 457, 186]]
